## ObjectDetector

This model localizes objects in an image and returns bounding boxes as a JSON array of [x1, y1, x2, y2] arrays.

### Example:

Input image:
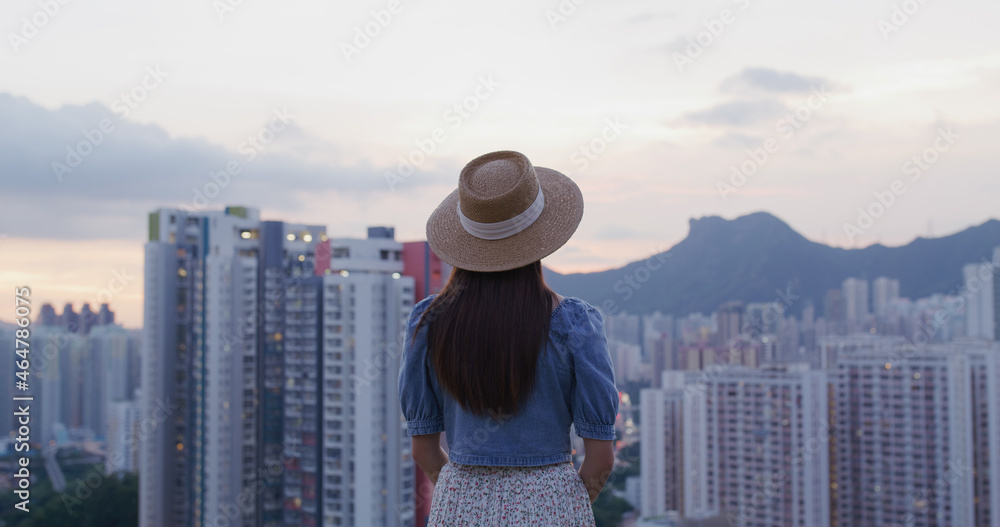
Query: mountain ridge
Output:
[[543, 212, 1000, 317]]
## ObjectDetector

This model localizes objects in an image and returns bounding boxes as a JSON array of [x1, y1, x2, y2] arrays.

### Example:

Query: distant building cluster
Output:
[[638, 338, 1000, 526], [37, 301, 116, 334], [632, 247, 1000, 526], [0, 303, 140, 467], [604, 247, 1000, 388]]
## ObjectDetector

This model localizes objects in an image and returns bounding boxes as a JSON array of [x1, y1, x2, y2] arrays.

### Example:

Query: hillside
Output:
[[544, 212, 1000, 317]]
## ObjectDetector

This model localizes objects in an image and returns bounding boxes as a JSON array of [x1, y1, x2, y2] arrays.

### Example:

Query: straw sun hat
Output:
[[426, 150, 584, 272]]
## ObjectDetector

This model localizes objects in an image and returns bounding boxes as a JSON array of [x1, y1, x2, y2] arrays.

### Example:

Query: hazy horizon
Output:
[[3, 208, 995, 330]]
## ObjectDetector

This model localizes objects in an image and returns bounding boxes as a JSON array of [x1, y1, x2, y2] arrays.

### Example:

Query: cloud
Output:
[[720, 68, 833, 94], [0, 93, 454, 240], [677, 99, 787, 127], [713, 132, 766, 148]]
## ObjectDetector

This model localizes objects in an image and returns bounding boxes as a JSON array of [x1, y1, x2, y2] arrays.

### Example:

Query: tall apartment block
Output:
[[841, 278, 869, 322], [968, 346, 1000, 526], [308, 229, 416, 526], [141, 206, 415, 527], [871, 277, 901, 317], [829, 339, 1000, 527], [641, 366, 830, 526], [257, 219, 328, 527], [644, 312, 675, 386], [695, 364, 829, 527], [714, 301, 744, 347], [964, 246, 999, 341], [640, 372, 687, 517], [106, 399, 142, 474], [142, 206, 288, 527]]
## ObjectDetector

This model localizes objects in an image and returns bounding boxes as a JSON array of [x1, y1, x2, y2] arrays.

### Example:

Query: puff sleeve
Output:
[[397, 296, 445, 436], [568, 303, 620, 440]]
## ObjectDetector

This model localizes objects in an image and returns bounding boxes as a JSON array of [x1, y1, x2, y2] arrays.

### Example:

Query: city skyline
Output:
[[4, 213, 998, 525], [3, 1, 1000, 525], [3, 209, 997, 330]]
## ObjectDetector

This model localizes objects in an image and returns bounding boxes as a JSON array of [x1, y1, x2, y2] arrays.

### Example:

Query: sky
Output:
[[1, 0, 998, 329]]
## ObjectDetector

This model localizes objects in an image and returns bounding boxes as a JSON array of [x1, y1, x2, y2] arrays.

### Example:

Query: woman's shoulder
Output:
[[550, 296, 604, 331], [413, 294, 437, 313], [406, 294, 438, 333], [552, 295, 599, 314]]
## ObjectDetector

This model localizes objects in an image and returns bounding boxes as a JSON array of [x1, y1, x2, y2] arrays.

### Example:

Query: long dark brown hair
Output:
[[415, 260, 555, 416]]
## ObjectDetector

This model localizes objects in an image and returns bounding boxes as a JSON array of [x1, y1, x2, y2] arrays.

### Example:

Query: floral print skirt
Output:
[[427, 461, 596, 526]]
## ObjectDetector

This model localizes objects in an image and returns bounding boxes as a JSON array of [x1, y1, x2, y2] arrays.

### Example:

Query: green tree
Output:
[[0, 464, 137, 527]]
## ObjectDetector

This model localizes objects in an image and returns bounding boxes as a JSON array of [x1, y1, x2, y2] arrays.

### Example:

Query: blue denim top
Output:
[[398, 294, 619, 466]]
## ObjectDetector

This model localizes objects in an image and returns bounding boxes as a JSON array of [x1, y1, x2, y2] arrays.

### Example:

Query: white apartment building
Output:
[[842, 278, 869, 322], [141, 206, 326, 527], [830, 339, 1000, 527], [872, 277, 901, 317], [641, 371, 686, 518], [319, 230, 415, 527], [964, 247, 999, 340], [641, 366, 830, 527], [106, 399, 142, 474]]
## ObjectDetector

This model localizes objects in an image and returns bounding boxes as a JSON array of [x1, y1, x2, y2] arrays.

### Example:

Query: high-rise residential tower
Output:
[[872, 277, 901, 317], [842, 278, 869, 322], [829, 340, 1000, 527], [964, 247, 999, 341], [141, 207, 416, 527], [693, 364, 830, 527], [140, 206, 325, 527], [640, 372, 687, 517], [641, 365, 830, 526]]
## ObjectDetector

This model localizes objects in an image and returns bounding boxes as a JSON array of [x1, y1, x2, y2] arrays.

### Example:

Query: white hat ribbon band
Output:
[[457, 184, 545, 240]]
